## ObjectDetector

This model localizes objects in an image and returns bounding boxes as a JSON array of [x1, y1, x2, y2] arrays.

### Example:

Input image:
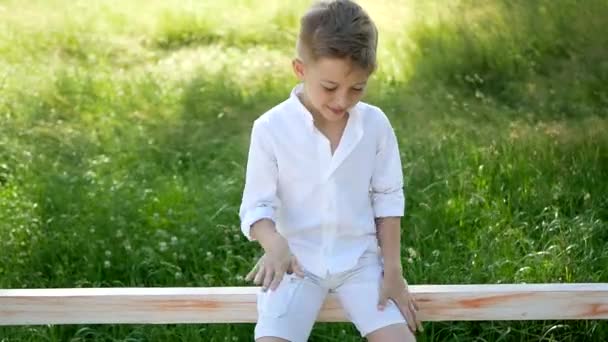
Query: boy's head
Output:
[[293, 0, 378, 122], [297, 0, 378, 72]]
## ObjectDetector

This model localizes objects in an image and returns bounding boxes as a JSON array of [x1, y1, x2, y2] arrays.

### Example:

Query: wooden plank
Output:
[[1, 284, 607, 325]]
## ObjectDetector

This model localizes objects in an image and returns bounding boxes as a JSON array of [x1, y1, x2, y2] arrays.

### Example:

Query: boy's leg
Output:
[[334, 252, 415, 341], [256, 338, 289, 342], [366, 322, 415, 342], [255, 273, 328, 342]]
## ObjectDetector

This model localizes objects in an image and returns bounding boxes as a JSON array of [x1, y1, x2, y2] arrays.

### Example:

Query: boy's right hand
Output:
[[245, 233, 304, 291]]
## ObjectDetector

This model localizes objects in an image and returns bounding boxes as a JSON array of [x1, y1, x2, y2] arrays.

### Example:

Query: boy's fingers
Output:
[[245, 261, 260, 282], [247, 256, 265, 280], [411, 310, 421, 333], [410, 299, 423, 332], [268, 271, 284, 291], [377, 291, 389, 311], [262, 269, 274, 291], [416, 316, 424, 332], [291, 259, 305, 277], [285, 261, 294, 275], [402, 303, 417, 333], [406, 298, 419, 333], [253, 266, 265, 285], [409, 305, 418, 330], [393, 295, 416, 333]]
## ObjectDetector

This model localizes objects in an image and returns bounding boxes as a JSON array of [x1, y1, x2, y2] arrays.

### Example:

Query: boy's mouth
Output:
[[327, 106, 346, 116]]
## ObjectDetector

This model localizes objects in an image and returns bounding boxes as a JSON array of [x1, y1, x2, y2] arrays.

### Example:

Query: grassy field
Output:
[[1, 0, 607, 340]]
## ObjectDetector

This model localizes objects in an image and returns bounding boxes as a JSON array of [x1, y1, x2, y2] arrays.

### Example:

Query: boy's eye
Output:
[[322, 85, 365, 92]]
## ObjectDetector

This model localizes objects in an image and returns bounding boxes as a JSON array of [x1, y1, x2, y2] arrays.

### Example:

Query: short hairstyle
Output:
[[297, 0, 378, 72]]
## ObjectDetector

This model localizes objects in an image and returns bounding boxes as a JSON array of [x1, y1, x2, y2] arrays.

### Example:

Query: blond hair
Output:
[[297, 0, 378, 72]]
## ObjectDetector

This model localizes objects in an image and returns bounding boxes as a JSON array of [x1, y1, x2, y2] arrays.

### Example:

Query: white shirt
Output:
[[239, 84, 405, 277]]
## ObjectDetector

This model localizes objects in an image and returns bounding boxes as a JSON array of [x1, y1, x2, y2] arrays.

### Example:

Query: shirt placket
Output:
[[325, 179, 338, 274], [314, 128, 334, 275]]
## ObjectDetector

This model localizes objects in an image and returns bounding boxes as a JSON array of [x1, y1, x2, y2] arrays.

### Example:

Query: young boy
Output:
[[239, 1, 421, 341]]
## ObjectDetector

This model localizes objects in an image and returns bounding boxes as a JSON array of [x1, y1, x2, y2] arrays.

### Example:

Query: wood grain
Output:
[[1, 284, 607, 325]]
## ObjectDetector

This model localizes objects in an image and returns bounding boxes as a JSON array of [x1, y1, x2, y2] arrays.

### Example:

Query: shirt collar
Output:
[[288, 83, 362, 131], [289, 83, 315, 130]]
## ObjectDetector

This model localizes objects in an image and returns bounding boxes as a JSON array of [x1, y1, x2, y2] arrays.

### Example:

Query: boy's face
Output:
[[293, 57, 370, 123]]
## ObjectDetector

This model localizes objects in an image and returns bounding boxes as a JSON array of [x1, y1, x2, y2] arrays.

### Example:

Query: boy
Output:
[[239, 1, 421, 341]]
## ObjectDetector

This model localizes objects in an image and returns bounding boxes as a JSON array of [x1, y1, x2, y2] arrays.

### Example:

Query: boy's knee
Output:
[[256, 338, 291, 342], [366, 322, 416, 342]]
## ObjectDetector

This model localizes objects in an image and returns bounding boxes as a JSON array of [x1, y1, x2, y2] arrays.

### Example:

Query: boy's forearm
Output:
[[376, 217, 403, 272], [250, 219, 283, 251]]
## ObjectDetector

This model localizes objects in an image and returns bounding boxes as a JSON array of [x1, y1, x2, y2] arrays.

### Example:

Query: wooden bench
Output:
[[1, 284, 607, 325]]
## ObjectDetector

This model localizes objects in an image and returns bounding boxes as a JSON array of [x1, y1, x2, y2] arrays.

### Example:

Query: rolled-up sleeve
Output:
[[371, 114, 405, 218], [239, 119, 279, 240]]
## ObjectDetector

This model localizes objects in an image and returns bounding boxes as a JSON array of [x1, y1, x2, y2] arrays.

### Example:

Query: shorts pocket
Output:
[[257, 274, 302, 318]]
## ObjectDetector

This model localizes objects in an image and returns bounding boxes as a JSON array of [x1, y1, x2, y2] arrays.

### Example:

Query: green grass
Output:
[[1, 0, 607, 340]]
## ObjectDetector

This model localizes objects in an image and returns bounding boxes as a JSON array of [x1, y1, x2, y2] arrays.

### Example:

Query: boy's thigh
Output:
[[335, 253, 407, 338], [255, 274, 328, 342]]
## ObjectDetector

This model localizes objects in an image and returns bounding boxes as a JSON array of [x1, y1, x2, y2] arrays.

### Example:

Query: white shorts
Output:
[[254, 251, 407, 342]]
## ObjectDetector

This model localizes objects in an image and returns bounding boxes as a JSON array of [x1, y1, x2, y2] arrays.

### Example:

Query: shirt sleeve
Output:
[[371, 113, 405, 218], [239, 119, 279, 240]]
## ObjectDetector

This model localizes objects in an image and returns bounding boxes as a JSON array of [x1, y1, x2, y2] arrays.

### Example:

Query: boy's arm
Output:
[[250, 219, 287, 256], [371, 113, 422, 332], [375, 217, 403, 273], [371, 113, 405, 235], [239, 120, 302, 290], [376, 215, 422, 332], [239, 120, 279, 241]]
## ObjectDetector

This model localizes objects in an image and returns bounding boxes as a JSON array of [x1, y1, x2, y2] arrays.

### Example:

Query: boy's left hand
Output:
[[378, 268, 423, 333]]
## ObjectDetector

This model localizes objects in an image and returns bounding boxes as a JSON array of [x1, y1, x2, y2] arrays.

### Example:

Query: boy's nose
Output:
[[334, 97, 348, 109]]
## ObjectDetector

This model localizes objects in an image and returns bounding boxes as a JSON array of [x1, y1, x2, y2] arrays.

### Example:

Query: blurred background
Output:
[[1, 0, 607, 340]]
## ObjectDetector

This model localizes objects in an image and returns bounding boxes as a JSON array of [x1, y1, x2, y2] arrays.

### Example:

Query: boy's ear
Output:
[[292, 58, 305, 81]]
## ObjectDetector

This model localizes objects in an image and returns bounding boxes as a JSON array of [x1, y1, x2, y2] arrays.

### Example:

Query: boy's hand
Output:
[[378, 267, 423, 333], [245, 233, 304, 291]]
